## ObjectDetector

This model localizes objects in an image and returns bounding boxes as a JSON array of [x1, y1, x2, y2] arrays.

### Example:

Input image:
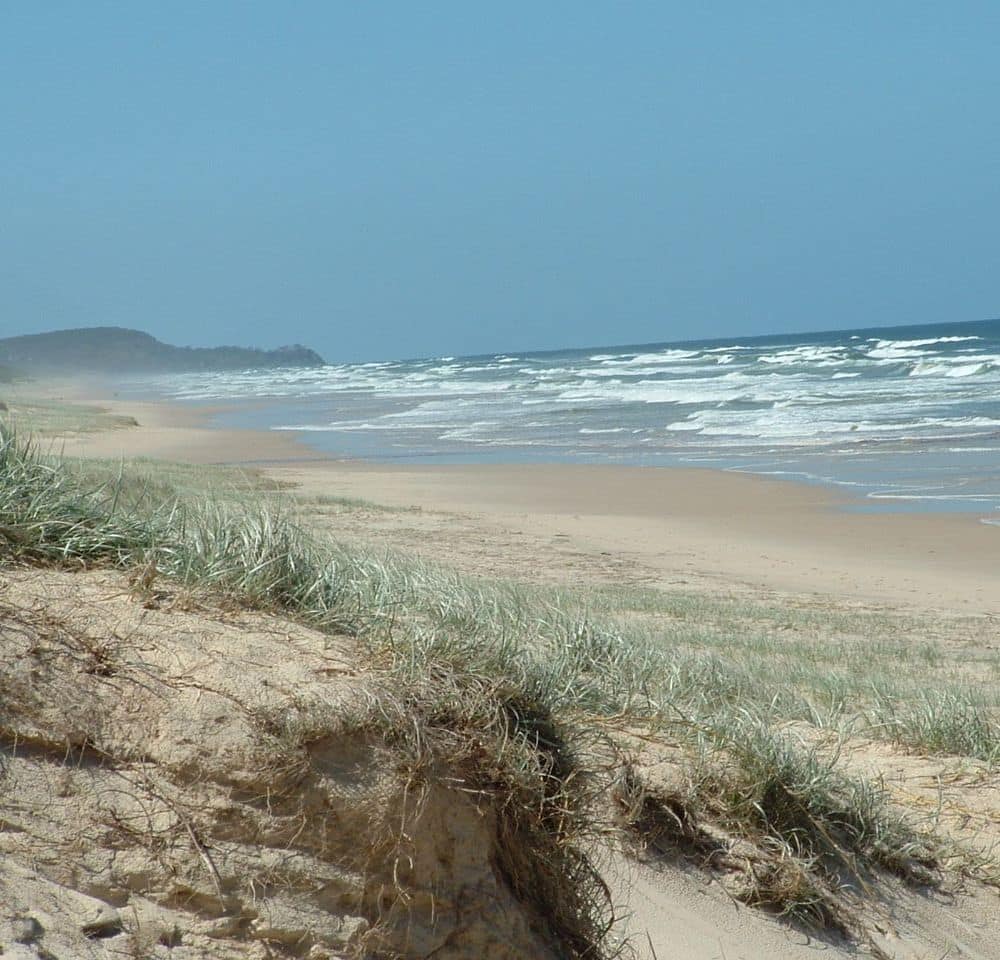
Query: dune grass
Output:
[[1, 424, 994, 767], [1, 423, 996, 949]]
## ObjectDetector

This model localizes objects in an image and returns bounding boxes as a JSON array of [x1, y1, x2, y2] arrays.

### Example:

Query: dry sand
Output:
[[4, 382, 1000, 959], [0, 567, 570, 959]]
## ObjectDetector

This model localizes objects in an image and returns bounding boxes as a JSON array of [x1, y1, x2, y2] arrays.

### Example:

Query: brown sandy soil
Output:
[[610, 852, 1000, 960], [3, 384, 999, 958], [619, 720, 1000, 959], [0, 568, 573, 959]]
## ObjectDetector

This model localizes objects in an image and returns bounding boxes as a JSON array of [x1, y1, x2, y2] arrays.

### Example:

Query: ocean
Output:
[[122, 318, 1000, 520]]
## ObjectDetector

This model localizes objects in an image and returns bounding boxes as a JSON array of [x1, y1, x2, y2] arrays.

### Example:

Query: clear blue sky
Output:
[[2, 2, 998, 362]]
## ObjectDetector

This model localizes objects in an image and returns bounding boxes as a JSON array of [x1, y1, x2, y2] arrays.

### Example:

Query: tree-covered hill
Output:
[[0, 326, 325, 373]]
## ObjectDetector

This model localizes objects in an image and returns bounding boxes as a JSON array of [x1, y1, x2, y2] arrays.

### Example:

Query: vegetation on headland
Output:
[[1, 424, 997, 956], [0, 325, 324, 373]]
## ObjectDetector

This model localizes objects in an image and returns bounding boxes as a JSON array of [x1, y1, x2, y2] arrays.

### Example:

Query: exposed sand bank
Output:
[[33, 380, 1000, 617]]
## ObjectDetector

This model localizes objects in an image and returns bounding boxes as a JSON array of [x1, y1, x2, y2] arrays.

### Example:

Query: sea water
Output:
[[120, 317, 1000, 519]]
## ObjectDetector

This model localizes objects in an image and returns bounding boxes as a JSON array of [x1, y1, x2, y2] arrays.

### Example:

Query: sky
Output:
[[2, 3, 998, 362]]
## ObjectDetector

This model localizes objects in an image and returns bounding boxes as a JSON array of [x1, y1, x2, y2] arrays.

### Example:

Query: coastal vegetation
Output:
[[1, 419, 997, 956], [0, 326, 324, 373]]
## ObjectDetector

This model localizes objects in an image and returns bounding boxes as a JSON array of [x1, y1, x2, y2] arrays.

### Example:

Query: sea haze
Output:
[[123, 318, 1000, 519]]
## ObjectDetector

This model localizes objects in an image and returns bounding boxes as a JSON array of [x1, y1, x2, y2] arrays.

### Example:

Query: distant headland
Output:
[[0, 326, 325, 374]]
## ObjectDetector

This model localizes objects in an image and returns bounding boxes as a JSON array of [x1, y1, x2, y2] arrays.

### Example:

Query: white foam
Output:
[[909, 359, 999, 378], [660, 406, 1000, 444], [863, 344, 931, 361], [595, 350, 701, 368], [581, 364, 717, 378], [757, 345, 851, 366], [275, 421, 452, 432], [868, 492, 1000, 502], [868, 335, 982, 348]]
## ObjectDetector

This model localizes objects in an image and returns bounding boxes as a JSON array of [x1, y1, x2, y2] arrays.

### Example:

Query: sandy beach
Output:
[[44, 380, 1000, 618], [4, 380, 1000, 960]]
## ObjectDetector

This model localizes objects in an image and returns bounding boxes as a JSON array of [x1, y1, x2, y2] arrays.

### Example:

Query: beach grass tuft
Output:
[[872, 689, 1000, 764]]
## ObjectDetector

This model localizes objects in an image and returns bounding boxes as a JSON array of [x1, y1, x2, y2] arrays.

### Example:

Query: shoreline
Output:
[[14, 378, 1000, 617]]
